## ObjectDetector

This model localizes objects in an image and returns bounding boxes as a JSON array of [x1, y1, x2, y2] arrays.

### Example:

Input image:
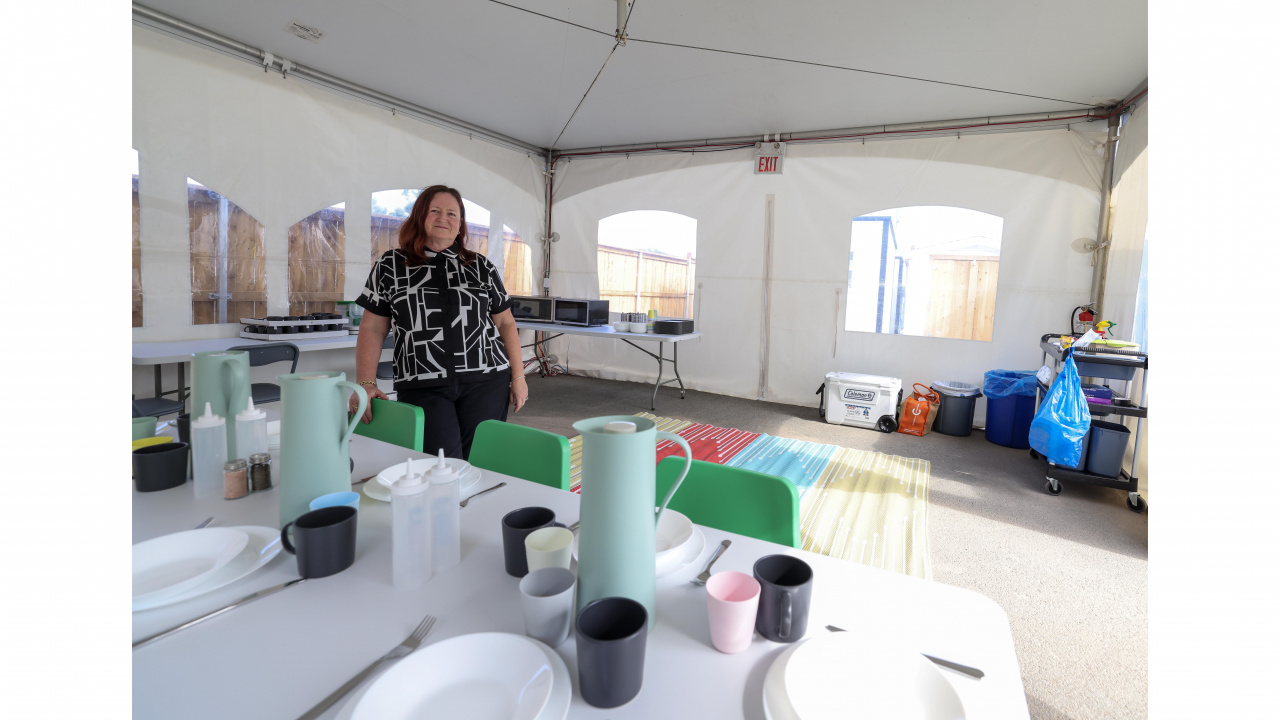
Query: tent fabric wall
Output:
[[1101, 101, 1149, 499], [547, 129, 1108, 418], [131, 26, 545, 344], [132, 27, 545, 396]]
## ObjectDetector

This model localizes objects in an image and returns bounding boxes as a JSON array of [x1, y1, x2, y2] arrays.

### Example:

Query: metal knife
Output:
[[133, 578, 307, 651]]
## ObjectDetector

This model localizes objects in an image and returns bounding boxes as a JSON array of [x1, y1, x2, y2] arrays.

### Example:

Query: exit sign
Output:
[[754, 142, 786, 174]]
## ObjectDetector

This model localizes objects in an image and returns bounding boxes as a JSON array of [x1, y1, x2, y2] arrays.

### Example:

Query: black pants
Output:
[[397, 374, 510, 460]]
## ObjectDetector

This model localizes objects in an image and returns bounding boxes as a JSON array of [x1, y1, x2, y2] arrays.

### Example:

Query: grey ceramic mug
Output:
[[575, 597, 648, 708], [753, 554, 813, 643]]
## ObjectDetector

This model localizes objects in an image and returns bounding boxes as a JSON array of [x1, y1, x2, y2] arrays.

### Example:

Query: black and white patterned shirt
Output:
[[356, 247, 513, 389]]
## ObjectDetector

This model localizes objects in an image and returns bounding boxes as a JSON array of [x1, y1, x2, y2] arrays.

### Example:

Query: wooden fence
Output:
[[924, 255, 999, 342], [188, 186, 267, 325], [597, 244, 695, 317], [288, 207, 346, 316]]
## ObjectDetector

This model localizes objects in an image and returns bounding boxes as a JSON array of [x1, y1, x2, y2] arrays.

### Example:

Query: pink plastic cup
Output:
[[705, 571, 762, 653]]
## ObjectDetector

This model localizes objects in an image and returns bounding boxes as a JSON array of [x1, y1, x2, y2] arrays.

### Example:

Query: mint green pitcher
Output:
[[189, 350, 249, 460], [277, 372, 367, 527], [573, 416, 692, 631]]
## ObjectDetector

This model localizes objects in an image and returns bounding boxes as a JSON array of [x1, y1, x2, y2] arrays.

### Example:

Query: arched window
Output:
[[288, 203, 346, 316], [187, 178, 266, 325], [502, 225, 533, 296], [132, 149, 142, 328], [597, 211, 697, 317], [370, 189, 492, 260], [845, 206, 1004, 341]]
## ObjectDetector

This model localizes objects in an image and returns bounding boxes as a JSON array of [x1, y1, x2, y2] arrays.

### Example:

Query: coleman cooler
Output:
[[818, 372, 903, 433]]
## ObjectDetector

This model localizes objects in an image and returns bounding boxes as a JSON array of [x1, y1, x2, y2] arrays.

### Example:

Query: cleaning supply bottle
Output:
[[392, 457, 432, 590], [426, 449, 461, 573], [190, 403, 227, 500], [234, 396, 268, 462]]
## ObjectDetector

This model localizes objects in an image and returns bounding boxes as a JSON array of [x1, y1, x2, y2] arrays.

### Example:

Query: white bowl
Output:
[[629, 322, 648, 333], [655, 509, 695, 572], [613, 321, 630, 332]]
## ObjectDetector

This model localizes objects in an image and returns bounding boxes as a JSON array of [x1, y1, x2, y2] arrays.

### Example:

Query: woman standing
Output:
[[351, 185, 528, 459]]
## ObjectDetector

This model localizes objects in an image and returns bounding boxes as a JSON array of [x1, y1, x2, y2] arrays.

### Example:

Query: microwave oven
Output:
[[553, 298, 610, 326], [509, 295, 554, 323]]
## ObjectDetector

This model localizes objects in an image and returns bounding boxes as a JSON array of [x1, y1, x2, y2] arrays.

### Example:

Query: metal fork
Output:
[[690, 539, 732, 585], [295, 613, 437, 720]]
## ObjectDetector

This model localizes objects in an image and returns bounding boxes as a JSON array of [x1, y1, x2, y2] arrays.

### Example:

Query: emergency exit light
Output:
[[754, 142, 785, 175]]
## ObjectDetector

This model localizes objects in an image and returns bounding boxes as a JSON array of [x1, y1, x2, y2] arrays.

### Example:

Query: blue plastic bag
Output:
[[983, 370, 1038, 399], [1028, 352, 1091, 467]]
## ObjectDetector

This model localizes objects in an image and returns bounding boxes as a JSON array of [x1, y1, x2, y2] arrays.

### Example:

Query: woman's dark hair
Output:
[[398, 185, 476, 265]]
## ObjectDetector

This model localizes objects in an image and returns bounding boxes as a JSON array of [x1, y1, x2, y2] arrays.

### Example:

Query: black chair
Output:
[[133, 395, 184, 418], [376, 334, 394, 381], [227, 342, 300, 405]]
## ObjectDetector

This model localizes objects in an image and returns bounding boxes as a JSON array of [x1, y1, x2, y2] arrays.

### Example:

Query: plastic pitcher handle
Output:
[[337, 381, 368, 444], [225, 360, 249, 409], [654, 431, 693, 522]]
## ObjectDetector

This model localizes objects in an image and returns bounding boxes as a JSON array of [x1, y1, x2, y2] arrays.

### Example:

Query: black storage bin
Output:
[[931, 382, 982, 437], [1085, 420, 1130, 478]]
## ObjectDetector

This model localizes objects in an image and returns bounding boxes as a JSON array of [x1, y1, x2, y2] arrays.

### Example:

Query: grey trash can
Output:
[[931, 381, 982, 437], [1085, 420, 1130, 477]]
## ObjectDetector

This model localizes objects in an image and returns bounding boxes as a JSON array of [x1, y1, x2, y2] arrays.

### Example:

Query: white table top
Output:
[[515, 320, 701, 343], [132, 335, 359, 365], [132, 423, 1027, 720]]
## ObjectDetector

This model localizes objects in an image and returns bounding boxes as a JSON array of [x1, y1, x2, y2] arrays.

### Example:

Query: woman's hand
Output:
[[510, 375, 528, 413], [350, 383, 389, 423]]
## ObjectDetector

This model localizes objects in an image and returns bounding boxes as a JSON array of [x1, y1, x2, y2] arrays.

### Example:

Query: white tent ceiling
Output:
[[135, 0, 1147, 150]]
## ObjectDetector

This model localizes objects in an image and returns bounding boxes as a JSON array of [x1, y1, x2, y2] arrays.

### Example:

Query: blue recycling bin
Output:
[[984, 370, 1038, 449]]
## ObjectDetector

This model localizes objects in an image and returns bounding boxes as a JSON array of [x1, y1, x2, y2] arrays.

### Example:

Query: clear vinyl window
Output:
[[288, 204, 346, 316], [845, 206, 1004, 341], [597, 211, 697, 317], [132, 149, 142, 328], [187, 179, 267, 325], [502, 225, 533, 296]]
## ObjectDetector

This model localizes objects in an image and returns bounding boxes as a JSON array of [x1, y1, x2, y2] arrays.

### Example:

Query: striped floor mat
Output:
[[567, 414, 931, 579]]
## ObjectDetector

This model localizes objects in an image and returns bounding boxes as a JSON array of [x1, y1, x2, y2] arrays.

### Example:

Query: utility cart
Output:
[[1030, 333, 1148, 513]]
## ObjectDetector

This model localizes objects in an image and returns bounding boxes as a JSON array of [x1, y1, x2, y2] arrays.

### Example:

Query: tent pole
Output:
[[1088, 113, 1121, 316]]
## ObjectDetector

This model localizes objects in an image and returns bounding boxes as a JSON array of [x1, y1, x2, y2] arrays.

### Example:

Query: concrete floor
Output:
[[514, 373, 1148, 720]]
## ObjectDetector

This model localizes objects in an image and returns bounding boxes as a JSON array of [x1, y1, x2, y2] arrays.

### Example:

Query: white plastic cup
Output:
[[525, 526, 574, 573], [519, 567, 576, 647]]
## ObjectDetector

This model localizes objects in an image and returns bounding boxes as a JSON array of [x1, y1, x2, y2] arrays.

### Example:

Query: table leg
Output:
[[650, 343, 664, 411], [672, 342, 686, 399], [154, 365, 163, 398], [178, 362, 188, 407]]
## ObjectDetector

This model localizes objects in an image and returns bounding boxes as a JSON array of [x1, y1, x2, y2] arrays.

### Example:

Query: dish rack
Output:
[[1031, 333, 1148, 513], [238, 316, 351, 340]]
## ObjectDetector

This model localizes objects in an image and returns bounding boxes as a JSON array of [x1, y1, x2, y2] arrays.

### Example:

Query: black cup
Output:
[[753, 554, 813, 643], [281, 506, 357, 579], [501, 507, 565, 577], [576, 597, 648, 708], [132, 442, 190, 492]]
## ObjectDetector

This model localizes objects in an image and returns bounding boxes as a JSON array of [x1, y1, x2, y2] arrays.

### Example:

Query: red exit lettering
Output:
[[758, 157, 777, 173]]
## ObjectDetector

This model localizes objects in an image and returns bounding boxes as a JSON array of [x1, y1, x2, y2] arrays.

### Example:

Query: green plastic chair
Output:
[[351, 399, 424, 452], [468, 420, 572, 491], [655, 457, 801, 548]]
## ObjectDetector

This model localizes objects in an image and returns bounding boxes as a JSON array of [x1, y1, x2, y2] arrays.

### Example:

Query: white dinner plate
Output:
[[763, 642, 804, 720], [132, 526, 284, 612], [336, 635, 571, 720], [571, 523, 706, 578], [778, 633, 965, 720], [132, 528, 249, 605], [363, 461, 481, 502], [351, 633, 555, 720]]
